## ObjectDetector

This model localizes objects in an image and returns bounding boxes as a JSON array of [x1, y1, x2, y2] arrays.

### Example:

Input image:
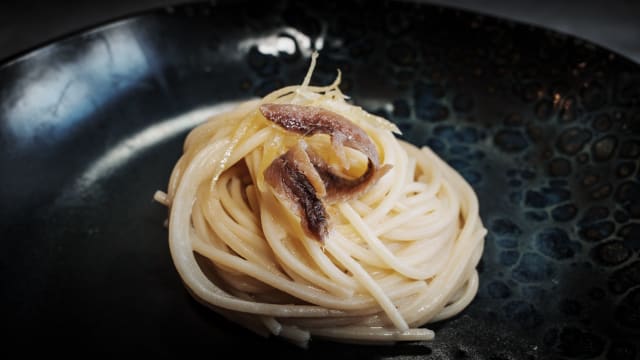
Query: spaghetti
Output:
[[154, 54, 486, 347]]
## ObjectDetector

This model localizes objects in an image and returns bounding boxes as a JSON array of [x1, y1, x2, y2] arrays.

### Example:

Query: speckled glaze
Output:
[[1, 1, 639, 358]]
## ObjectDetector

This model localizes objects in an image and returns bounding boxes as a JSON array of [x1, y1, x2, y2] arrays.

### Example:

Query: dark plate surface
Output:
[[1, 1, 639, 358]]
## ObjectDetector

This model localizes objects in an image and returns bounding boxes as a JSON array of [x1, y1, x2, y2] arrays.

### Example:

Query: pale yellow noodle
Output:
[[156, 60, 486, 347]]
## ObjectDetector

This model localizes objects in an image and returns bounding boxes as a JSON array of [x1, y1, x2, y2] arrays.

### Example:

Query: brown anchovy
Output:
[[305, 146, 391, 203], [260, 103, 392, 241], [260, 104, 381, 165], [264, 142, 329, 241]]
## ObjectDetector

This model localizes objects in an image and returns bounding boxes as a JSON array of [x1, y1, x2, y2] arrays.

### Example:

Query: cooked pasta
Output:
[[154, 54, 486, 347]]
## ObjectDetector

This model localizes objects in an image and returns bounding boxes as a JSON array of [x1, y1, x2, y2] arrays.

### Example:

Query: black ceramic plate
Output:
[[2, 1, 639, 358]]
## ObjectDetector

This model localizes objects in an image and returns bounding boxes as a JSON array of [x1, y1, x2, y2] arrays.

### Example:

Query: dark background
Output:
[[1, 1, 639, 358], [0, 0, 639, 64]]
